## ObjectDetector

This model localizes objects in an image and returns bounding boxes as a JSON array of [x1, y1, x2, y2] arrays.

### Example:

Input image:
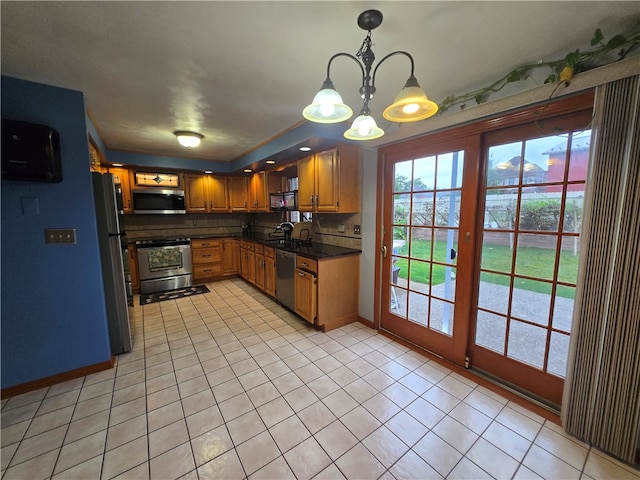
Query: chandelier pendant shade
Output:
[[344, 113, 384, 141], [303, 9, 437, 141], [383, 76, 439, 123], [302, 78, 353, 123]]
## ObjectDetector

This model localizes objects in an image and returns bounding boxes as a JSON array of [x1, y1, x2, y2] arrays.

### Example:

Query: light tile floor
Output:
[[2, 278, 639, 480]]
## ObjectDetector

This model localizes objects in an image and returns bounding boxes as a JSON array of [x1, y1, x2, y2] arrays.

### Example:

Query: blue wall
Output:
[[1, 76, 112, 389]]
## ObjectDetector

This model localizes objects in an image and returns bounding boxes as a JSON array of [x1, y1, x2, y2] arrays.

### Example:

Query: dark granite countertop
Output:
[[261, 241, 361, 259], [126, 233, 361, 259], [246, 234, 361, 259]]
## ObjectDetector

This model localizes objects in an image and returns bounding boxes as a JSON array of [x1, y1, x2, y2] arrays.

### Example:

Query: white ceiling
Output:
[[2, 2, 639, 170]]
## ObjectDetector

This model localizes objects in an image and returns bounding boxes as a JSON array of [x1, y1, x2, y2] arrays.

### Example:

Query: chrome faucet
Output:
[[276, 222, 294, 240]]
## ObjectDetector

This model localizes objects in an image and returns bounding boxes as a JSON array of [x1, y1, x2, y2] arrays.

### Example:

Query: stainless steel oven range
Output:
[[136, 238, 193, 294]]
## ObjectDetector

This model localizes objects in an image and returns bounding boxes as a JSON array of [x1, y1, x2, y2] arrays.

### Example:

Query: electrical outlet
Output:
[[45, 228, 76, 244], [338, 224, 345, 233], [354, 225, 361, 234]]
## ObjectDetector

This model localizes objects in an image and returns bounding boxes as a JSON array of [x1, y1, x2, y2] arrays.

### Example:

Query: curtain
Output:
[[561, 75, 640, 464]]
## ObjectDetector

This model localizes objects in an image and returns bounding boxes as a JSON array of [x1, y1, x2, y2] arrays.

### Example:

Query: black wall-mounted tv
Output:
[[1, 118, 62, 183], [270, 190, 298, 211]]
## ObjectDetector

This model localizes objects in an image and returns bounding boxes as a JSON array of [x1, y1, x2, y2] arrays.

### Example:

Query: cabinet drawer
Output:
[[192, 238, 221, 249], [240, 240, 255, 251], [296, 256, 317, 274], [254, 243, 264, 255], [194, 263, 222, 278], [192, 247, 221, 263], [264, 247, 275, 259]]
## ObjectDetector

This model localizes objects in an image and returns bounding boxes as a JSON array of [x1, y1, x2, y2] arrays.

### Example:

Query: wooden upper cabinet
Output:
[[110, 167, 133, 213], [297, 155, 316, 211], [297, 143, 361, 213], [208, 176, 230, 213], [185, 174, 209, 213], [185, 174, 229, 213], [315, 149, 340, 212], [249, 171, 283, 212], [229, 176, 249, 212], [249, 172, 267, 212]]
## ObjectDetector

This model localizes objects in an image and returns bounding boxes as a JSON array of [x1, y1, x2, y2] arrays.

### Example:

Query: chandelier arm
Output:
[[371, 51, 415, 88], [325, 52, 366, 83]]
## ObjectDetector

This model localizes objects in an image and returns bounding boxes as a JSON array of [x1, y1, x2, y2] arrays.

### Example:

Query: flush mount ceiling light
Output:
[[302, 9, 438, 141], [174, 131, 203, 148]]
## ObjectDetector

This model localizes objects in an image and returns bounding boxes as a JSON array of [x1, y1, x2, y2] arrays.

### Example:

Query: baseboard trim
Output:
[[1, 356, 116, 399]]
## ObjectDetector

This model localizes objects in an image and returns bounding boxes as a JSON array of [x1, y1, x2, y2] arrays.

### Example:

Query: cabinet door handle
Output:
[[298, 272, 305, 277], [203, 254, 212, 257]]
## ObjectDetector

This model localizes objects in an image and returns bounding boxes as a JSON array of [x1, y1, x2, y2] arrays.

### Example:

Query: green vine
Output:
[[438, 28, 640, 113]]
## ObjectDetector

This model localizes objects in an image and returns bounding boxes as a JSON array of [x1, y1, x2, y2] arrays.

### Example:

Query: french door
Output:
[[470, 112, 593, 405], [380, 136, 480, 363], [378, 94, 594, 406]]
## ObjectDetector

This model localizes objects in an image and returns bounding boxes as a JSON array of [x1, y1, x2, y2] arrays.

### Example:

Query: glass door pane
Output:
[[472, 126, 591, 404], [383, 148, 466, 358]]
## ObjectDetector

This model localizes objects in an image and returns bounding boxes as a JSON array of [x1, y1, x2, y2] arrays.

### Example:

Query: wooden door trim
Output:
[[374, 89, 596, 382]]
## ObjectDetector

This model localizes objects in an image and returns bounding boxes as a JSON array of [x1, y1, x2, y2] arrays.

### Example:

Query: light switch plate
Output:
[[45, 228, 76, 244], [354, 225, 361, 234]]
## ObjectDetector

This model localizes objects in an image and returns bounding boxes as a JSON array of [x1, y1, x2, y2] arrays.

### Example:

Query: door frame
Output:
[[374, 90, 596, 374], [377, 135, 481, 365]]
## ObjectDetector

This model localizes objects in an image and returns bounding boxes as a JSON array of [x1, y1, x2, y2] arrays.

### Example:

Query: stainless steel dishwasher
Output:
[[275, 249, 296, 311]]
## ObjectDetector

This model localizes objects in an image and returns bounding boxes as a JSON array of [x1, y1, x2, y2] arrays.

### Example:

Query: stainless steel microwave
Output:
[[131, 188, 186, 214]]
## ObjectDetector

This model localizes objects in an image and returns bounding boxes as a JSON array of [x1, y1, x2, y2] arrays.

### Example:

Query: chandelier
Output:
[[303, 9, 438, 141]]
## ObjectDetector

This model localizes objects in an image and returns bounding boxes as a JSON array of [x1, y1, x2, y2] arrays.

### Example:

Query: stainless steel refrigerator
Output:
[[92, 172, 133, 354]]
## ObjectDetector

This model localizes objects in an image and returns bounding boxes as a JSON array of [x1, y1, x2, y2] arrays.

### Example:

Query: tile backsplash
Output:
[[120, 213, 246, 241], [121, 212, 362, 249], [248, 212, 362, 249]]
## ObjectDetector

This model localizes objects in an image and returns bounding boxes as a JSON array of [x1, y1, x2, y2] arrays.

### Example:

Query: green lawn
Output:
[[393, 240, 579, 298]]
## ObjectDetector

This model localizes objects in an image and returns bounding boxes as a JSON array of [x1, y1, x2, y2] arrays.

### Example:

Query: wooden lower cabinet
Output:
[[295, 267, 317, 324], [254, 244, 265, 290], [263, 247, 276, 298], [294, 254, 360, 331], [240, 241, 275, 298], [237, 244, 360, 331], [191, 237, 238, 283], [222, 238, 239, 275], [240, 240, 255, 284], [192, 238, 222, 282]]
